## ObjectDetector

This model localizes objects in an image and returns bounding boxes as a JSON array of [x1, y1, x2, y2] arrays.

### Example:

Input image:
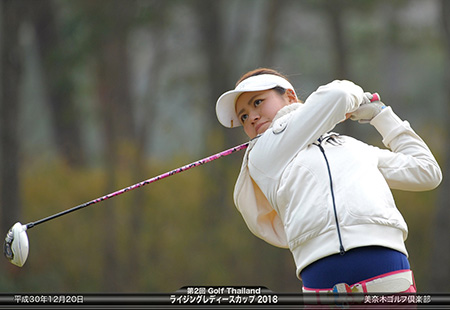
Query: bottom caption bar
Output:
[[1, 287, 450, 308]]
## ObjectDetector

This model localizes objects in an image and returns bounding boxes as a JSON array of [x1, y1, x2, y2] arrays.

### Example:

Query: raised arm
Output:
[[370, 106, 442, 191], [250, 80, 367, 178]]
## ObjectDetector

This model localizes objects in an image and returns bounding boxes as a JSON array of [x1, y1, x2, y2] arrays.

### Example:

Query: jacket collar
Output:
[[246, 102, 303, 151], [271, 102, 302, 125]]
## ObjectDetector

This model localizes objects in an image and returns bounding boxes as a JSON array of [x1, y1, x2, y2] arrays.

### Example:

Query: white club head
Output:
[[3, 222, 29, 267]]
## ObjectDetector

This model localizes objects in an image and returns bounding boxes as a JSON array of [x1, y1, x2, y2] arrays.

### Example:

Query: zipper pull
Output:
[[340, 245, 346, 256]]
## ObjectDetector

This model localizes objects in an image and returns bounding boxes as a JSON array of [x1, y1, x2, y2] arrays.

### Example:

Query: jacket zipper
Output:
[[316, 139, 346, 255]]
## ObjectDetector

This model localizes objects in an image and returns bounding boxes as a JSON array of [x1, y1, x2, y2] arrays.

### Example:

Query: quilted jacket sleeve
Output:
[[370, 107, 442, 191], [233, 146, 289, 248]]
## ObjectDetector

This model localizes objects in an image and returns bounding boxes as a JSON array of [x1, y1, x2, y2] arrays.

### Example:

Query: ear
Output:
[[286, 89, 299, 104]]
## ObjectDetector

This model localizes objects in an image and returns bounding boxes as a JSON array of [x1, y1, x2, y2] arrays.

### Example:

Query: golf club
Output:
[[3, 142, 249, 267], [3, 92, 381, 268]]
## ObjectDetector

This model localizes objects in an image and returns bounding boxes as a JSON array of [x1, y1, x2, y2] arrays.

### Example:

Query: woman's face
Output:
[[235, 89, 297, 139]]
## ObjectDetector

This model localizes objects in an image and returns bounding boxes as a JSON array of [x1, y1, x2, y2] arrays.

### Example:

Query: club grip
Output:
[[370, 93, 380, 102]]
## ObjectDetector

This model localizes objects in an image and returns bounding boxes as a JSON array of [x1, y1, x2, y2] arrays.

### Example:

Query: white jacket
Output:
[[233, 80, 442, 278]]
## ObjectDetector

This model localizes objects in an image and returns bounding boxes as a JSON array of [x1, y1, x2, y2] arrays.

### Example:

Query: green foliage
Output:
[[3, 151, 298, 292], [394, 189, 439, 291]]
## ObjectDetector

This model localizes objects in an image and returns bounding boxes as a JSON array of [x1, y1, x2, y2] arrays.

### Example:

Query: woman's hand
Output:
[[348, 92, 384, 123], [350, 101, 386, 123]]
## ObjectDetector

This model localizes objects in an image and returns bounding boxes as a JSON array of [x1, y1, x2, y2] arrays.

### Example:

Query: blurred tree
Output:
[[29, 0, 85, 166], [381, 1, 404, 113], [193, 0, 231, 133], [126, 0, 171, 290], [78, 0, 137, 291], [324, 0, 349, 80], [99, 4, 135, 291], [323, 0, 375, 136], [315, 0, 354, 135], [428, 0, 450, 292], [0, 0, 24, 258], [190, 0, 237, 283], [259, 0, 285, 67]]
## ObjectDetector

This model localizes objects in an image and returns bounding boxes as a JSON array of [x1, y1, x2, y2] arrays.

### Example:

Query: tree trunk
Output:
[[324, 0, 354, 136], [30, 0, 85, 166], [0, 0, 23, 246], [126, 4, 170, 290], [259, 1, 284, 67], [91, 0, 135, 291], [427, 0, 450, 292], [325, 0, 350, 80]]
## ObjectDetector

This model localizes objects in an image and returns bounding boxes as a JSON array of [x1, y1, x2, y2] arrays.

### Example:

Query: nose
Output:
[[249, 110, 260, 124]]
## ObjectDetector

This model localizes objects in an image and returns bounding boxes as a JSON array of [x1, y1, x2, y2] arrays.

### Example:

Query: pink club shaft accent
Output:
[[26, 142, 249, 229], [25, 93, 380, 230]]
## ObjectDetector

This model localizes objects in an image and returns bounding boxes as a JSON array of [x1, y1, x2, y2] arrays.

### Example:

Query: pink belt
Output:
[[303, 269, 416, 293]]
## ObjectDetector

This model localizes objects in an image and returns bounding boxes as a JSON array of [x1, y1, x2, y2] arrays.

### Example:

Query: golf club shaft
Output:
[[26, 142, 249, 230], [24, 93, 381, 230]]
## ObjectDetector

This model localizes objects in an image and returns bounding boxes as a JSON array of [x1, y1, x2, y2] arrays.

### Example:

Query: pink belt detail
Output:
[[303, 269, 416, 293]]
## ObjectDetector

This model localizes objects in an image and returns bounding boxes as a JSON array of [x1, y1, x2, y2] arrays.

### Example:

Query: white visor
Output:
[[215, 74, 297, 128]]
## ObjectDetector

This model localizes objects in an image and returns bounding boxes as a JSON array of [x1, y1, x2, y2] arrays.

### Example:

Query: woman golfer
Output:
[[215, 68, 442, 293]]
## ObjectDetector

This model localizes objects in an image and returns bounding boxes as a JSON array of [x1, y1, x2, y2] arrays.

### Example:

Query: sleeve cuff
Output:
[[370, 106, 412, 148]]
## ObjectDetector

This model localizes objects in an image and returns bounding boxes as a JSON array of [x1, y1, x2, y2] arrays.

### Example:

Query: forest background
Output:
[[1, 0, 449, 293]]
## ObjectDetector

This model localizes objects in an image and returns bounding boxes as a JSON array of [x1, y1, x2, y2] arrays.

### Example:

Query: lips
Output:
[[255, 121, 269, 134]]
